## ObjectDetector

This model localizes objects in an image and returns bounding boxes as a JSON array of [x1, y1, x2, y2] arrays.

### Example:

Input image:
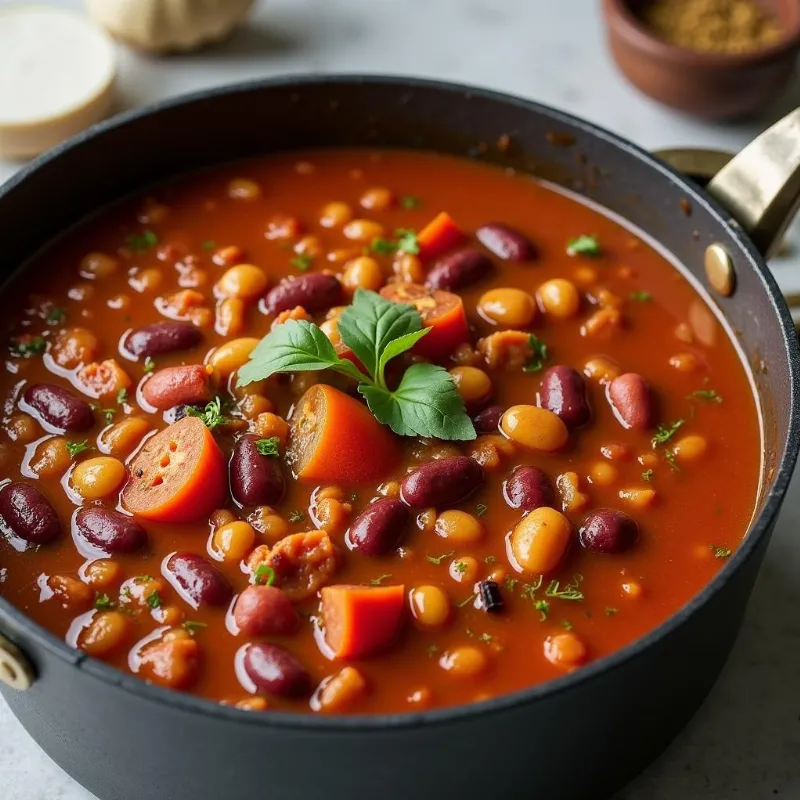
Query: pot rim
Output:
[[1, 73, 798, 732]]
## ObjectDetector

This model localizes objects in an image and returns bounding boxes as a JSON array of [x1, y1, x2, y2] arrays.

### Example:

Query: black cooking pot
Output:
[[0, 77, 798, 800]]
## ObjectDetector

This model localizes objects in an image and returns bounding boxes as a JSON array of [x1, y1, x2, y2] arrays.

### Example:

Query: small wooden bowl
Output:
[[602, 0, 800, 119]]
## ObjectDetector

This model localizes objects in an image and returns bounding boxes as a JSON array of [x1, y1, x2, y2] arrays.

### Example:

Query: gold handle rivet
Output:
[[0, 634, 34, 691], [705, 243, 735, 297]]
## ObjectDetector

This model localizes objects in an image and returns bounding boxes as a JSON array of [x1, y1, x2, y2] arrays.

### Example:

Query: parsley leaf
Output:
[[545, 575, 584, 602], [288, 509, 305, 523], [395, 229, 420, 255], [11, 336, 46, 358], [561, 620, 574, 631], [369, 574, 392, 585], [475, 503, 488, 517], [290, 254, 313, 271], [117, 387, 128, 405], [710, 544, 732, 559], [642, 468, 654, 482], [103, 408, 116, 425], [146, 590, 162, 609], [504, 577, 518, 591], [182, 621, 208, 635], [126, 230, 159, 252], [664, 448, 681, 472], [67, 440, 91, 459], [453, 561, 468, 574], [426, 550, 455, 565], [651, 419, 684, 448], [185, 397, 228, 430], [567, 234, 600, 257], [401, 195, 421, 209], [143, 357, 155, 374], [523, 334, 549, 373], [534, 599, 550, 620], [371, 238, 397, 255], [629, 291, 651, 302], [256, 437, 280, 457], [484, 555, 497, 565], [691, 389, 723, 404], [95, 593, 115, 610], [254, 564, 276, 586], [45, 307, 66, 324]]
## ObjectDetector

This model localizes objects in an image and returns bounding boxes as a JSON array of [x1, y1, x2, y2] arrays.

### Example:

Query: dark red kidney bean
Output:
[[425, 248, 492, 291], [164, 552, 232, 608], [401, 456, 484, 508], [23, 383, 93, 432], [230, 434, 286, 506], [540, 365, 591, 429], [122, 321, 202, 358], [579, 509, 639, 554], [0, 482, 61, 544], [75, 507, 147, 555], [473, 404, 505, 433], [233, 585, 300, 637], [476, 223, 536, 262], [503, 466, 555, 512], [242, 642, 310, 697], [608, 373, 654, 430], [347, 498, 410, 556], [265, 273, 344, 314], [141, 365, 209, 411]]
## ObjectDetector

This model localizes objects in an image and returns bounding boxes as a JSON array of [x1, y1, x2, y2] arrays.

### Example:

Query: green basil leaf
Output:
[[359, 362, 476, 440], [377, 328, 430, 384], [338, 290, 423, 383], [237, 319, 363, 386]]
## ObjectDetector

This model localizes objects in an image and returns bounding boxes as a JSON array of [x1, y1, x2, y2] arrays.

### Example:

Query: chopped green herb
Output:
[[369, 574, 393, 586], [67, 440, 91, 459], [121, 587, 132, 600], [117, 387, 128, 405], [45, 307, 66, 324], [453, 561, 468, 575], [605, 607, 618, 617], [690, 389, 723, 404], [349, 492, 358, 502], [290, 254, 313, 271], [185, 397, 228, 430], [457, 593, 477, 608], [475, 502, 488, 518], [710, 545, 732, 559], [182, 621, 208, 635], [395, 229, 420, 255], [94, 593, 115, 610], [133, 575, 153, 584], [201, 240, 216, 252], [504, 577, 519, 591], [254, 564, 276, 586], [426, 644, 440, 657], [126, 229, 159, 251], [567, 234, 600, 257], [478, 632, 493, 644], [146, 590, 162, 609], [400, 195, 421, 210], [523, 334, 549, 373], [641, 468, 654, 482], [288, 509, 306, 523], [255, 437, 280, 457], [664, 448, 681, 472], [370, 238, 397, 255], [103, 408, 116, 425], [561, 620, 574, 631], [651, 419, 684, 448], [629, 291, 652, 302], [426, 550, 455, 566], [534, 599, 550, 621], [484, 555, 497, 565], [545, 574, 584, 602], [143, 356, 155, 374], [520, 576, 543, 601], [11, 336, 46, 358]]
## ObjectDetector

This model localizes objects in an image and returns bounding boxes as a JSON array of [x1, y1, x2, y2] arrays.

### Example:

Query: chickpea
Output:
[[294, 235, 324, 258], [673, 434, 708, 463], [618, 488, 657, 509], [272, 305, 311, 329], [600, 443, 630, 461], [393, 253, 425, 283], [675, 322, 694, 344], [379, 481, 401, 498], [316, 666, 367, 713], [79, 252, 118, 280], [439, 646, 489, 678], [478, 288, 536, 328], [247, 506, 289, 544], [589, 462, 618, 487], [210, 509, 238, 530], [435, 510, 484, 545], [51, 327, 99, 369], [596, 288, 623, 309], [160, 605, 184, 626], [467, 435, 515, 472], [544, 632, 588, 669], [581, 308, 622, 337], [313, 497, 352, 532], [236, 697, 269, 711], [213, 521, 256, 562], [100, 417, 151, 458], [638, 452, 658, 468], [129, 268, 163, 294], [410, 585, 451, 628], [216, 265, 267, 301], [509, 507, 572, 574], [228, 178, 262, 200], [342, 257, 384, 293], [449, 366, 492, 407], [582, 357, 621, 384], [80, 559, 122, 589], [573, 266, 599, 287], [216, 297, 245, 336], [622, 579, 645, 599], [450, 343, 481, 367], [47, 575, 93, 609], [320, 201, 353, 228], [71, 456, 126, 500], [555, 471, 589, 513], [68, 282, 95, 302], [449, 556, 479, 584], [265, 214, 303, 241], [29, 436, 72, 478], [107, 294, 131, 311], [327, 247, 359, 265], [78, 611, 131, 658], [360, 187, 393, 211], [212, 245, 245, 267], [239, 394, 273, 419], [6, 414, 41, 443], [207, 338, 259, 379], [669, 352, 699, 372], [253, 412, 290, 445], [343, 219, 385, 242], [478, 330, 533, 370], [501, 405, 568, 452], [319, 318, 341, 346], [537, 279, 580, 319], [417, 508, 437, 533]]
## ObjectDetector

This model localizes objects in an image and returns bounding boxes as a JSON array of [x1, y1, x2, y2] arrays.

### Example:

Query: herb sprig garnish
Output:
[[370, 229, 420, 256], [186, 397, 228, 430], [239, 289, 475, 440], [523, 334, 549, 373], [567, 234, 600, 257]]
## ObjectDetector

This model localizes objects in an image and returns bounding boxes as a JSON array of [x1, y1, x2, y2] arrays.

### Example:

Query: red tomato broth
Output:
[[0, 149, 760, 713]]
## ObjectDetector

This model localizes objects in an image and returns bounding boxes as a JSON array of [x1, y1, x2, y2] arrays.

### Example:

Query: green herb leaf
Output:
[[629, 291, 651, 302], [143, 357, 155, 374], [545, 574, 584, 601], [478, 632, 493, 644], [457, 593, 477, 608], [254, 564, 276, 586], [11, 336, 46, 358], [186, 397, 228, 430], [561, 619, 574, 631], [504, 577, 518, 591], [401, 195, 421, 210], [237, 319, 364, 387], [605, 607, 618, 616], [523, 334, 549, 373], [290, 254, 313, 271], [641, 468, 654, 482], [534, 599, 550, 620], [370, 238, 397, 255], [426, 550, 455, 566], [369, 574, 393, 585], [651, 419, 684, 448], [360, 362, 475, 440], [664, 448, 681, 472], [567, 234, 600, 257], [201, 240, 216, 251], [182, 620, 208, 635], [117, 387, 128, 405], [103, 408, 116, 425], [126, 230, 159, 252], [46, 307, 66, 325], [710, 544, 732, 559], [395, 229, 420, 255], [133, 575, 153, 584], [67, 440, 91, 459], [256, 437, 280, 457], [288, 509, 306, 523], [453, 561, 467, 575], [484, 555, 497, 565], [690, 389, 723, 404], [475, 503, 488, 517], [95, 593, 115, 610], [146, 590, 162, 609]]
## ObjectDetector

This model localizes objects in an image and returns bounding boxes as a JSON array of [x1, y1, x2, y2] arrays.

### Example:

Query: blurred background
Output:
[[1, 1, 799, 798]]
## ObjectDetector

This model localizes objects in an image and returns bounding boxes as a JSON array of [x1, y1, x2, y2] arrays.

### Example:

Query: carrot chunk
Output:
[[321, 584, 405, 659], [417, 212, 466, 261]]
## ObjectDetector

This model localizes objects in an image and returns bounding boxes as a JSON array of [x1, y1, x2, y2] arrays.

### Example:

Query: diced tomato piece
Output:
[[288, 385, 398, 485], [121, 417, 226, 523], [417, 212, 466, 261], [380, 283, 470, 361], [321, 584, 405, 659]]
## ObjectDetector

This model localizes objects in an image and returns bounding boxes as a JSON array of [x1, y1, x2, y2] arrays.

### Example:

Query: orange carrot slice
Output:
[[321, 584, 405, 659], [288, 385, 398, 484], [417, 212, 466, 261]]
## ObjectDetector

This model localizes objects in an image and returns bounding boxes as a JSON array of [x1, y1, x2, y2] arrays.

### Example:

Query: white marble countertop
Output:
[[2, 1, 800, 798]]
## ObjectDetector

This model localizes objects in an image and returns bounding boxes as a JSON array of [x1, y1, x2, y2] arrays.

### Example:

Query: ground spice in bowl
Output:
[[639, 0, 783, 53]]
